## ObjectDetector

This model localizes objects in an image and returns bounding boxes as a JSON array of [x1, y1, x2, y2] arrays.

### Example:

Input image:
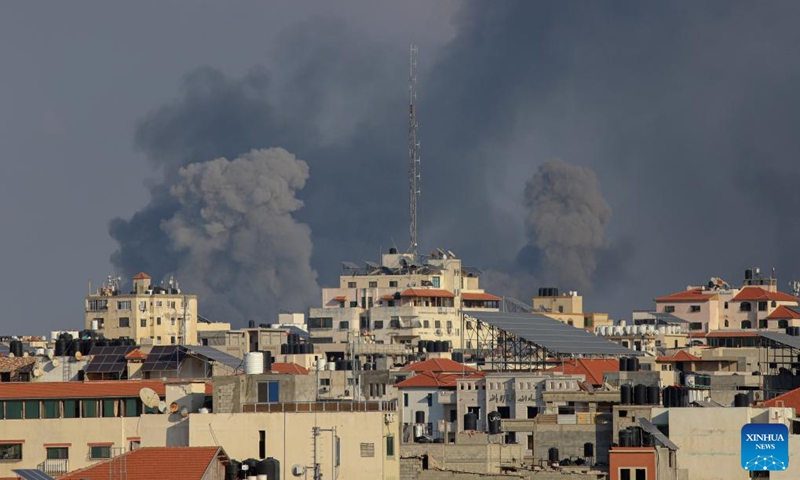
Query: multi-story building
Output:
[[84, 273, 200, 346], [653, 269, 799, 333], [531, 288, 613, 331], [308, 249, 501, 351]]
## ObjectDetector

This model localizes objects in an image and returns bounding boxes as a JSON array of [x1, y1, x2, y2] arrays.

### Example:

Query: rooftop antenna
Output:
[[408, 44, 420, 259]]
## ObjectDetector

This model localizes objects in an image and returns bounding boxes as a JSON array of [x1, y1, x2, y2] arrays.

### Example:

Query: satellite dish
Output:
[[158, 401, 167, 413], [47, 350, 54, 360], [179, 406, 189, 418], [52, 358, 60, 367], [291, 465, 306, 477], [169, 402, 179, 413], [139, 388, 161, 409], [32, 368, 43, 378], [7, 353, 14, 358], [75, 352, 83, 361]]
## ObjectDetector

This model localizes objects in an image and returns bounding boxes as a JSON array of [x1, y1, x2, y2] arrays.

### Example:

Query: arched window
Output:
[[724, 319, 729, 328], [724, 302, 729, 309], [778, 319, 789, 329], [741, 320, 752, 329]]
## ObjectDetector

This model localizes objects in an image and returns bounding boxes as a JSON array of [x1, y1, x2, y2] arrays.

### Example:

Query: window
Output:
[[63, 400, 79, 418], [779, 319, 789, 328], [90, 445, 112, 459], [129, 440, 141, 451], [689, 322, 703, 331], [117, 301, 131, 310], [103, 399, 116, 417], [423, 320, 429, 328], [259, 430, 266, 459], [309, 317, 333, 329], [43, 400, 59, 419], [690, 305, 701, 312], [257, 381, 280, 403], [741, 320, 752, 329], [756, 301, 768, 312], [0, 443, 22, 460], [584, 317, 593, 328], [740, 302, 752, 312], [374, 321, 383, 329], [83, 400, 99, 418], [558, 306, 564, 313], [88, 299, 108, 311], [772, 301, 778, 308], [123, 399, 139, 417], [386, 435, 395, 457], [139, 301, 147, 311], [156, 301, 163, 307], [349, 301, 357, 308], [170, 336, 176, 344], [724, 319, 729, 328], [339, 321, 349, 330], [156, 317, 162, 325], [156, 336, 162, 344], [169, 301, 176, 309], [434, 320, 441, 329], [403, 393, 408, 407], [348, 282, 357, 288], [432, 277, 440, 288], [759, 319, 768, 329], [663, 306, 675, 313], [25, 401, 40, 419], [140, 319, 146, 327], [94, 318, 105, 329], [119, 317, 130, 328], [360, 442, 375, 457], [171, 318, 176, 326], [389, 281, 398, 288], [369, 281, 378, 288], [724, 301, 729, 309], [46, 447, 68, 459]]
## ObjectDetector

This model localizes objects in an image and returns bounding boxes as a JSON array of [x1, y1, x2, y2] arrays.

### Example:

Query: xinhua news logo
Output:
[[741, 423, 789, 471]]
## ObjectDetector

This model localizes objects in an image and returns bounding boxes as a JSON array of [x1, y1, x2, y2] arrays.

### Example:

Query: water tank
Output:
[[244, 352, 265, 375], [452, 352, 464, 363], [619, 357, 628, 372], [487, 411, 501, 435], [444, 340, 452, 352], [629, 357, 640, 372], [552, 288, 559, 297], [418, 341, 426, 353], [326, 362, 336, 371], [463, 412, 477, 431], [11, 341, 24, 358], [633, 384, 647, 405], [280, 344, 288, 355], [538, 288, 546, 297], [82, 339, 95, 356], [620, 384, 633, 405], [583, 442, 594, 457], [95, 338, 108, 347], [248, 320, 256, 328], [242, 458, 259, 480], [262, 352, 273, 372], [745, 268, 753, 280], [363, 362, 372, 371], [415, 411, 425, 424], [618, 429, 633, 447], [426, 340, 436, 353], [54, 339, 66, 356], [226, 461, 240, 480], [256, 458, 279, 480], [647, 385, 660, 405], [90, 319, 100, 331], [734, 393, 749, 407], [548, 447, 559, 464]]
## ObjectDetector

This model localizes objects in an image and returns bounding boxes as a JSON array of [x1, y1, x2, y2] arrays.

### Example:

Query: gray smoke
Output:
[[149, 148, 318, 321], [519, 159, 611, 292]]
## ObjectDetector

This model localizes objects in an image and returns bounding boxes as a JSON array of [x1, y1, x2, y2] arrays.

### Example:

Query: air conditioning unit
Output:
[[384, 413, 395, 424]]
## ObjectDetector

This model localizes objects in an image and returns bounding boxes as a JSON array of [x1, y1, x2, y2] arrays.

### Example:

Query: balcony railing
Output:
[[39, 459, 69, 476], [242, 400, 398, 413]]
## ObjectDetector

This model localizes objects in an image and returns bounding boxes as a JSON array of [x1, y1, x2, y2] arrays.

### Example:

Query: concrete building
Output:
[[532, 288, 613, 332], [59, 446, 229, 480], [85, 273, 203, 346], [308, 249, 501, 352]]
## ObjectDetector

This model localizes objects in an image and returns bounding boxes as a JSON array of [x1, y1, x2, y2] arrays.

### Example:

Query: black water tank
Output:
[[629, 427, 643, 447], [248, 320, 256, 328], [538, 288, 546, 297], [82, 339, 95, 356], [583, 442, 594, 457], [263, 352, 273, 372], [464, 412, 477, 431], [306, 343, 314, 354], [77, 370, 85, 381], [745, 269, 753, 280], [389, 247, 398, 254], [633, 384, 647, 405], [642, 431, 655, 447], [552, 288, 559, 296], [444, 340, 452, 352], [629, 356, 640, 372], [620, 384, 633, 405], [548, 447, 559, 463], [55, 339, 66, 356], [426, 340, 435, 353], [670, 386, 680, 407], [662, 386, 671, 407], [619, 357, 628, 372], [647, 385, 660, 405], [734, 393, 749, 407], [258, 458, 279, 480], [416, 411, 425, 424], [487, 411, 501, 435], [225, 461, 240, 480], [618, 429, 633, 447], [418, 341, 426, 353], [95, 338, 108, 347], [280, 344, 288, 355], [452, 352, 464, 363], [72, 340, 83, 357], [363, 363, 372, 371]]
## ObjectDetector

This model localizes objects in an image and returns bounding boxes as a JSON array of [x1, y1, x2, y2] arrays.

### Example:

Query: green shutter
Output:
[[6, 401, 23, 419], [0, 401, 4, 420], [124, 399, 139, 417], [24, 400, 40, 419], [64, 400, 79, 418], [103, 399, 116, 417], [43, 400, 60, 419], [84, 400, 98, 418]]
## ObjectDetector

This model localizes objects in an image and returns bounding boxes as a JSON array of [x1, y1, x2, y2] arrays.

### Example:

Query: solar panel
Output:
[[84, 346, 134, 374], [637, 418, 679, 450], [462, 266, 483, 277], [13, 469, 57, 480], [341, 261, 359, 269], [465, 311, 640, 356], [142, 346, 185, 372], [365, 261, 380, 269], [186, 346, 243, 370], [759, 331, 800, 350]]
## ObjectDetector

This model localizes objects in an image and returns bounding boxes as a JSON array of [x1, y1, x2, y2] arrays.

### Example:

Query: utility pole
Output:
[[408, 44, 420, 258]]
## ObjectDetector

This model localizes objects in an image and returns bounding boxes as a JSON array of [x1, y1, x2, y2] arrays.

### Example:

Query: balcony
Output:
[[39, 459, 69, 476], [437, 391, 456, 404]]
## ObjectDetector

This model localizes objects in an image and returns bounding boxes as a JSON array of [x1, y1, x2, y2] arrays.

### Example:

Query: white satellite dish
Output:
[[32, 368, 43, 378], [7, 353, 14, 358], [52, 358, 60, 367], [291, 465, 306, 477], [75, 351, 83, 361], [139, 387, 161, 409], [47, 350, 54, 360], [158, 401, 167, 413], [179, 406, 189, 418]]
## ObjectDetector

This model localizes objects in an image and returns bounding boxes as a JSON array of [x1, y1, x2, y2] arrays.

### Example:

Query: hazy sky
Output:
[[3, 1, 800, 333]]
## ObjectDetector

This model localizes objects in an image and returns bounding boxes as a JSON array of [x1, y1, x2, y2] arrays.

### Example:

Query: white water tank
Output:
[[615, 326, 624, 336], [619, 319, 627, 327], [327, 362, 336, 371], [91, 319, 100, 331], [244, 352, 265, 375], [316, 358, 325, 371]]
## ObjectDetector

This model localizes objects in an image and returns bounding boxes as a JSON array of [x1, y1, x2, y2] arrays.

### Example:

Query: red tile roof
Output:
[[546, 359, 620, 386], [733, 286, 799, 302], [706, 331, 759, 338], [0, 380, 167, 400], [380, 294, 395, 301], [132, 272, 151, 280], [60, 447, 226, 480], [767, 305, 800, 320], [656, 350, 702, 362], [331, 295, 347, 302], [655, 288, 714, 302], [401, 358, 476, 373], [0, 356, 35, 373], [125, 349, 148, 360], [395, 371, 483, 388], [400, 288, 455, 298], [271, 362, 309, 375], [462, 292, 502, 301], [760, 387, 800, 412]]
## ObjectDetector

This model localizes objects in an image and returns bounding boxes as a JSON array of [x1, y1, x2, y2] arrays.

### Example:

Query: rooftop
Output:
[[732, 286, 799, 302], [400, 288, 455, 298], [395, 371, 482, 388], [59, 447, 226, 480], [271, 362, 309, 375], [0, 380, 167, 400], [132, 272, 151, 280], [401, 358, 476, 373], [759, 386, 800, 412], [547, 358, 620, 386], [767, 305, 800, 320], [462, 292, 502, 301], [655, 288, 715, 303], [656, 350, 702, 362]]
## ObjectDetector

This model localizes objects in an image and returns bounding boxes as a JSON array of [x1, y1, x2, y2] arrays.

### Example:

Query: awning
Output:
[[462, 292, 502, 301], [400, 288, 455, 298]]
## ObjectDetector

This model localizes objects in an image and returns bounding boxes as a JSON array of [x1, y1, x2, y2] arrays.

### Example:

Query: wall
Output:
[[401, 442, 523, 474], [532, 424, 613, 465], [212, 374, 316, 413]]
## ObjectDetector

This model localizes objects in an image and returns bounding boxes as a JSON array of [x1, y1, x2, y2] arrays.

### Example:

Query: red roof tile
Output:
[[380, 294, 395, 301], [125, 349, 148, 360], [546, 359, 620, 386], [760, 387, 800, 412], [656, 350, 702, 362], [462, 292, 502, 301], [0, 380, 166, 400], [132, 272, 151, 280], [395, 371, 462, 388], [271, 362, 309, 375], [60, 447, 226, 480], [767, 305, 800, 320], [655, 288, 714, 302], [400, 288, 455, 298], [0, 356, 35, 373], [733, 286, 799, 302], [331, 295, 347, 302], [401, 358, 476, 373], [706, 331, 759, 338]]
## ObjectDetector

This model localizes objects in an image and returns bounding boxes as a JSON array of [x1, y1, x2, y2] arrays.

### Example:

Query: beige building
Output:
[[85, 272, 202, 346], [532, 288, 613, 331], [308, 249, 501, 351]]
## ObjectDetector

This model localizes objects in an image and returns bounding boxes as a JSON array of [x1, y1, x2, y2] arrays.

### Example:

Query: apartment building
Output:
[[84, 273, 200, 346], [308, 249, 500, 351], [532, 288, 613, 331]]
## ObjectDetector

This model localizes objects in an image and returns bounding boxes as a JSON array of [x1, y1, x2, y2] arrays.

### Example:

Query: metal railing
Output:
[[39, 459, 69, 476], [242, 400, 398, 413]]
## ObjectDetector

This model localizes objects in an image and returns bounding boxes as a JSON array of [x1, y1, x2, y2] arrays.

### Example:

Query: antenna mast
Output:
[[408, 44, 420, 258]]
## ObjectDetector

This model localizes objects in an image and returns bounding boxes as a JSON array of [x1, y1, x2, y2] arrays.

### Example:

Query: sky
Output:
[[3, 1, 800, 333]]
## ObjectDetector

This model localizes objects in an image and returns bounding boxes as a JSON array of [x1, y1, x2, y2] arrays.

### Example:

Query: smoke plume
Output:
[[518, 159, 611, 292]]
